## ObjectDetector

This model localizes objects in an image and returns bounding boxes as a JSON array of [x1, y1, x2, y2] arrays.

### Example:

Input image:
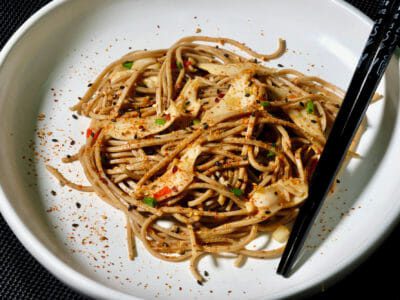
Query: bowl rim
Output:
[[0, 1, 394, 299]]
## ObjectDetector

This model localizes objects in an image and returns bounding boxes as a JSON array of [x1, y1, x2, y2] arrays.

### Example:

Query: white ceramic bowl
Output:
[[1, 0, 399, 299]]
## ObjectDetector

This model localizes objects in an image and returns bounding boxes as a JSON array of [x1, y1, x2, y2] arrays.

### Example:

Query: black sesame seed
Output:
[[50, 190, 57, 196], [72, 223, 79, 228], [51, 139, 58, 142], [76, 202, 81, 209], [204, 271, 209, 277], [277, 63, 284, 68], [72, 114, 78, 120], [311, 120, 317, 123], [87, 83, 93, 87], [197, 280, 203, 286]]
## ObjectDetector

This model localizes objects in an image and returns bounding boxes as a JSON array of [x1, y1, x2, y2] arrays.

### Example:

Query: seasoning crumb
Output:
[[204, 270, 209, 277], [336, 179, 341, 184], [195, 28, 202, 33], [50, 190, 57, 196], [197, 280, 203, 286], [38, 113, 46, 121]]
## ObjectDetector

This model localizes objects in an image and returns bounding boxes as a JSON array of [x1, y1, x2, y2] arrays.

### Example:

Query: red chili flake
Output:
[[139, 125, 145, 131], [172, 186, 178, 193], [172, 166, 178, 173], [184, 60, 192, 68], [86, 128, 93, 138], [164, 114, 171, 121], [153, 186, 172, 199], [214, 97, 220, 103], [93, 129, 102, 142], [218, 93, 225, 98], [309, 159, 319, 176]]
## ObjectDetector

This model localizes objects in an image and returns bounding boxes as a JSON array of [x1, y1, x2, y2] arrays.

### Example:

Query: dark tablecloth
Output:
[[1, 1, 398, 299]]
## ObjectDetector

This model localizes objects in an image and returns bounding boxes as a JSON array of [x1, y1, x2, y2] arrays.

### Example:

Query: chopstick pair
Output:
[[277, 0, 400, 277]]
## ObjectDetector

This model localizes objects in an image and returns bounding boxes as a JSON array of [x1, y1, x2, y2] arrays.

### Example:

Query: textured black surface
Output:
[[0, 0, 398, 299]]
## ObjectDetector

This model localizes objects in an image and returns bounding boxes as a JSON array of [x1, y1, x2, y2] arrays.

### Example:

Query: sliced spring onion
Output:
[[176, 61, 183, 70], [261, 101, 270, 107], [155, 118, 166, 125], [143, 197, 158, 207], [122, 61, 133, 69], [231, 188, 243, 197], [306, 100, 314, 114], [267, 150, 275, 158]]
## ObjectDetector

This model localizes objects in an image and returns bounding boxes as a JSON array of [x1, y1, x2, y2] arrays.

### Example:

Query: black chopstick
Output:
[[277, 1, 400, 277]]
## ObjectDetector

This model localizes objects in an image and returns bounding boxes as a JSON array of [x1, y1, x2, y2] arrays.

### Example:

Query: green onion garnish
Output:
[[261, 101, 270, 107], [231, 188, 243, 197], [122, 61, 133, 69], [193, 119, 201, 125], [267, 150, 275, 158], [176, 61, 183, 70], [306, 100, 314, 114], [143, 197, 158, 207], [155, 118, 166, 125]]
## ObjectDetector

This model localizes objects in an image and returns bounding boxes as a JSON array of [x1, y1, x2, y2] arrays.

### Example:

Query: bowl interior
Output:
[[1, 0, 400, 299]]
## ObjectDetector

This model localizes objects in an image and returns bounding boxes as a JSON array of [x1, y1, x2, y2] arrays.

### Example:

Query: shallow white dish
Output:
[[1, 0, 399, 299]]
